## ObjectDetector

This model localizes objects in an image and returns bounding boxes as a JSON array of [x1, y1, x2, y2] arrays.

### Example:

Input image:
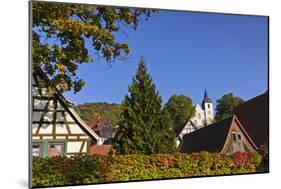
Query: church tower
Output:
[[201, 89, 214, 125]]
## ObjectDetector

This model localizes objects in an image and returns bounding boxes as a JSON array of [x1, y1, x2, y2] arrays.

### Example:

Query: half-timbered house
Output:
[[32, 71, 100, 158], [173, 120, 198, 147], [180, 115, 257, 154]]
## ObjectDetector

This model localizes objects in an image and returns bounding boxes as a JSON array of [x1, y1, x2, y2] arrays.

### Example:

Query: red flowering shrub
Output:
[[233, 152, 249, 167], [33, 152, 263, 187]]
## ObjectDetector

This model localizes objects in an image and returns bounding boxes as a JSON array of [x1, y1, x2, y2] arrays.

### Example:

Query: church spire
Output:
[[202, 89, 212, 107]]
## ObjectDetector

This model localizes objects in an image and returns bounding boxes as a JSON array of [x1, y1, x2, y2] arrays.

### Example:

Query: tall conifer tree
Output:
[[113, 57, 177, 154]]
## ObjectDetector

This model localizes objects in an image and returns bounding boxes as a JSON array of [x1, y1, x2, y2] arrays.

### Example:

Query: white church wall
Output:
[[191, 105, 206, 127], [203, 102, 214, 125], [177, 91, 215, 140]]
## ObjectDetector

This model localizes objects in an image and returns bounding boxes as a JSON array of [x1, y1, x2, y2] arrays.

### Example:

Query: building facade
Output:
[[32, 71, 100, 158], [174, 90, 214, 147], [87, 117, 115, 144], [190, 89, 214, 128]]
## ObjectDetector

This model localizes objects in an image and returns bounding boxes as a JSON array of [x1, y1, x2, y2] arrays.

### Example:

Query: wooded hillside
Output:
[[74, 102, 122, 127]]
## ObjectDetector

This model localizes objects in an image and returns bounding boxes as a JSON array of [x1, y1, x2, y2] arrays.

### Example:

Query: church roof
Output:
[[87, 117, 111, 131], [202, 89, 212, 104]]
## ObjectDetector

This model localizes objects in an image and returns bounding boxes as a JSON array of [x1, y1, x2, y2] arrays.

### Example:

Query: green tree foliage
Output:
[[32, 1, 157, 93], [164, 95, 195, 127], [74, 102, 122, 127], [215, 93, 244, 121], [113, 57, 177, 155]]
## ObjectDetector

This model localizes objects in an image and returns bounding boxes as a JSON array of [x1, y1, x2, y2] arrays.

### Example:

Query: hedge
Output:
[[32, 152, 262, 187]]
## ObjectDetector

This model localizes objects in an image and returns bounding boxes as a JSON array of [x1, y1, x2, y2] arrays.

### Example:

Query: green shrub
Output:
[[32, 152, 263, 187]]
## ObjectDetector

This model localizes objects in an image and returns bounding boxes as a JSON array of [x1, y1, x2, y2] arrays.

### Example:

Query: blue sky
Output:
[[64, 10, 268, 107]]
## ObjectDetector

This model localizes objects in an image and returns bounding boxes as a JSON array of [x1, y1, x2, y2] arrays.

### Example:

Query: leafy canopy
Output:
[[32, 2, 157, 93], [215, 93, 244, 121], [74, 102, 122, 127], [164, 95, 195, 127], [113, 57, 177, 155]]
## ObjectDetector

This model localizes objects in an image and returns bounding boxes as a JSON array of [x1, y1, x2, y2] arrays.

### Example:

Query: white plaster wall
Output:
[[33, 99, 55, 110], [38, 124, 53, 134], [56, 112, 64, 122], [43, 112, 53, 122], [56, 101, 64, 110], [68, 124, 84, 134], [32, 124, 39, 134], [67, 141, 83, 153], [65, 112, 74, 122], [32, 136, 40, 140], [80, 136, 89, 139], [48, 100, 55, 110], [55, 124, 68, 134], [82, 141, 87, 153], [33, 99, 47, 110], [182, 121, 196, 135]]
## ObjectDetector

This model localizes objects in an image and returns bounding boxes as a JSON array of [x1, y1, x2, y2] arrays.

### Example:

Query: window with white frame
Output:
[[32, 143, 42, 157]]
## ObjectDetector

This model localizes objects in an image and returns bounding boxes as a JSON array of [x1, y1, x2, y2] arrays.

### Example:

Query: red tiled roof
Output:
[[89, 145, 114, 156], [87, 117, 110, 131]]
